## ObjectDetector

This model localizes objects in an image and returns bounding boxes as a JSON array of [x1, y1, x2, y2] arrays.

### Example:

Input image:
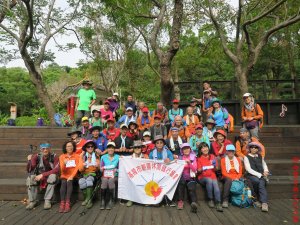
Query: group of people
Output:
[[26, 80, 269, 215]]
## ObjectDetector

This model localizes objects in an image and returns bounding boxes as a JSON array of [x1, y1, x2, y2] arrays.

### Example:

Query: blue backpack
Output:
[[54, 113, 63, 127], [230, 179, 253, 208]]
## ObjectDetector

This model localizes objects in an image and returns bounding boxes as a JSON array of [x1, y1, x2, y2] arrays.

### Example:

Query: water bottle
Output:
[[247, 188, 252, 198]]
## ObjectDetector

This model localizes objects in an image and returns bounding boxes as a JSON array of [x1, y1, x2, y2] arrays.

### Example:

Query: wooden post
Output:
[[9, 103, 17, 120], [263, 78, 267, 99], [294, 76, 299, 99], [231, 80, 235, 100]]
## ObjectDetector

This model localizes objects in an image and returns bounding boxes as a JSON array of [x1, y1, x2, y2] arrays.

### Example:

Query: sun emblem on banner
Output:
[[136, 173, 165, 200]]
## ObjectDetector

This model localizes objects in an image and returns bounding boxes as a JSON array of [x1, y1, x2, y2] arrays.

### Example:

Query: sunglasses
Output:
[[250, 146, 259, 149], [86, 146, 94, 148]]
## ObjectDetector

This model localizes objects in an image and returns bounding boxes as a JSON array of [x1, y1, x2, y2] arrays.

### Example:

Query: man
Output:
[[75, 80, 96, 127], [152, 102, 169, 125], [168, 99, 183, 124], [117, 107, 136, 127], [149, 135, 174, 163], [90, 126, 108, 156], [124, 94, 137, 114], [137, 107, 153, 132], [203, 81, 218, 97], [114, 124, 133, 156], [150, 115, 167, 140], [165, 127, 186, 157], [235, 128, 265, 160], [68, 127, 86, 154], [79, 116, 92, 140], [26, 143, 59, 210], [190, 99, 202, 121]]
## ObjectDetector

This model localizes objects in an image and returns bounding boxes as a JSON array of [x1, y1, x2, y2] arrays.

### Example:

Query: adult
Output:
[[107, 93, 120, 118], [100, 100, 113, 123], [241, 93, 263, 139], [235, 128, 265, 160], [184, 106, 200, 135], [68, 127, 86, 155], [190, 98, 202, 121], [102, 118, 120, 142], [100, 142, 120, 210], [220, 144, 242, 208], [197, 142, 223, 212], [127, 121, 140, 141], [89, 109, 104, 128], [78, 140, 100, 209], [90, 126, 108, 156], [168, 115, 190, 141], [166, 127, 186, 157], [207, 98, 228, 131], [79, 116, 92, 140], [149, 135, 174, 163], [150, 115, 167, 140], [202, 81, 218, 97], [211, 130, 232, 159], [244, 142, 269, 212], [168, 99, 183, 124], [75, 80, 96, 127], [114, 124, 133, 156], [117, 107, 136, 127], [59, 141, 80, 213], [26, 143, 59, 210], [176, 143, 198, 212], [141, 131, 155, 155], [137, 107, 153, 132], [136, 101, 146, 118], [201, 89, 213, 121], [203, 118, 217, 142], [152, 102, 169, 125], [189, 124, 210, 155], [124, 94, 137, 114]]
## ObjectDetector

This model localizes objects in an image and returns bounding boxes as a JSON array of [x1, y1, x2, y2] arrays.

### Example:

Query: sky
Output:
[[2, 0, 238, 69]]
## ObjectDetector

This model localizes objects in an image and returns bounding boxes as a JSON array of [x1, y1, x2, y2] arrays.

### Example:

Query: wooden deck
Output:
[[0, 199, 296, 225]]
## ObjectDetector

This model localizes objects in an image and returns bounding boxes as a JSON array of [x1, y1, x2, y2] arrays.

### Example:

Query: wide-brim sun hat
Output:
[[247, 142, 263, 152], [89, 126, 102, 133], [153, 135, 165, 144], [82, 140, 96, 151], [67, 127, 82, 136], [210, 98, 221, 107], [213, 129, 227, 138]]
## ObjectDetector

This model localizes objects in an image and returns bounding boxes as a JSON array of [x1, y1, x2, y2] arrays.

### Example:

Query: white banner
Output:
[[118, 157, 185, 204]]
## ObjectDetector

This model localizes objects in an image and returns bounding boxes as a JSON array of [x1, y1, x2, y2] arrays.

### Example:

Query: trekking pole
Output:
[[79, 177, 102, 216]]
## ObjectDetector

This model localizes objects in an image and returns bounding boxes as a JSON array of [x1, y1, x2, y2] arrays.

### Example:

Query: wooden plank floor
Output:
[[0, 199, 296, 225]]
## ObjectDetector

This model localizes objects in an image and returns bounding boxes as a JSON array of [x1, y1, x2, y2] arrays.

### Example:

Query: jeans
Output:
[[198, 177, 221, 202], [247, 175, 268, 203]]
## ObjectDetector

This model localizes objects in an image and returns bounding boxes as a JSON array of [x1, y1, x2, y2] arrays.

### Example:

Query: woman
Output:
[[59, 141, 80, 213], [78, 140, 100, 209], [202, 118, 217, 142], [89, 109, 104, 128], [100, 142, 120, 210], [211, 130, 232, 158], [168, 115, 190, 141], [189, 124, 210, 155], [220, 144, 242, 208], [176, 143, 198, 213], [183, 106, 200, 135], [102, 118, 120, 142], [244, 142, 269, 212], [127, 121, 140, 141], [241, 93, 263, 139], [207, 98, 228, 131], [137, 107, 153, 132], [141, 131, 155, 155], [197, 142, 223, 212]]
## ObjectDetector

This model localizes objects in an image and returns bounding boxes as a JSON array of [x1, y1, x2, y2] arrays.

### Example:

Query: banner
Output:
[[118, 157, 185, 204]]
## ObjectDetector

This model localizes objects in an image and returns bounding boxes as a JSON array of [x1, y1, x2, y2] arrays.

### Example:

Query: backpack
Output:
[[36, 118, 44, 126], [7, 119, 16, 126], [230, 179, 253, 208], [54, 113, 63, 127]]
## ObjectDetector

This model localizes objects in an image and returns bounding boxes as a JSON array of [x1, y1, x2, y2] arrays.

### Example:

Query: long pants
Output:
[[243, 123, 259, 139], [221, 177, 232, 202], [76, 110, 91, 127], [60, 179, 74, 201], [101, 177, 117, 189], [247, 175, 268, 203], [198, 177, 221, 202], [26, 174, 57, 202], [177, 179, 197, 203]]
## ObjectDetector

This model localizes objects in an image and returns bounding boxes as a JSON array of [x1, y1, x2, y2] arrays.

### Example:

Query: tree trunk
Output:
[[286, 29, 296, 99], [235, 65, 249, 108], [160, 55, 174, 108], [21, 54, 56, 126]]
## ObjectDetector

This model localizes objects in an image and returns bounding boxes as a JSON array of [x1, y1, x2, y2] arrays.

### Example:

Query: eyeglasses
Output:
[[86, 146, 94, 148]]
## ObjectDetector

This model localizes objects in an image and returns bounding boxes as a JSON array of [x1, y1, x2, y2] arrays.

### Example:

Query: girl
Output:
[[78, 140, 100, 209], [59, 141, 80, 213], [197, 142, 223, 212]]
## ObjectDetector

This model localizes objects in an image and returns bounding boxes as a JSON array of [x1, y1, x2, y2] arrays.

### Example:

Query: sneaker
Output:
[[222, 201, 228, 208], [261, 203, 268, 212], [169, 201, 176, 207], [126, 201, 133, 207], [26, 201, 37, 210], [190, 202, 198, 213], [208, 200, 215, 208], [43, 200, 51, 210], [216, 203, 223, 212], [254, 201, 262, 208], [177, 200, 184, 210]]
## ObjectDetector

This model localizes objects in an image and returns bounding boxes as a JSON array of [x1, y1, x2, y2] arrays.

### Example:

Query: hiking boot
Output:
[[43, 200, 51, 210], [177, 200, 184, 210], [100, 189, 105, 210], [208, 200, 215, 208], [254, 201, 262, 208], [126, 201, 133, 207], [26, 201, 37, 210], [216, 203, 223, 212], [86, 188, 93, 209], [190, 202, 198, 213], [222, 201, 228, 208], [261, 203, 268, 212], [58, 201, 65, 213], [64, 200, 71, 213], [106, 189, 114, 210], [81, 189, 88, 206]]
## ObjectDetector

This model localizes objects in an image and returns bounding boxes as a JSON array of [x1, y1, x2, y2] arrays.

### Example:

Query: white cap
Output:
[[126, 107, 133, 111], [120, 124, 128, 129], [143, 131, 151, 137], [113, 92, 119, 96], [243, 93, 252, 98], [107, 142, 116, 147]]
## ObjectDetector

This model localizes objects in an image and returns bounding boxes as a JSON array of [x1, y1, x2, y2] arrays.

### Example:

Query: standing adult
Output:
[[124, 94, 137, 114], [107, 93, 120, 118], [75, 80, 96, 127], [100, 100, 113, 123], [168, 99, 183, 124], [152, 102, 169, 125]]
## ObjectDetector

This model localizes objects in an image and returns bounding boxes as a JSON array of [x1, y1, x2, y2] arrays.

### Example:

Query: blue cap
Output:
[[40, 143, 51, 149], [170, 127, 179, 131], [226, 144, 235, 151]]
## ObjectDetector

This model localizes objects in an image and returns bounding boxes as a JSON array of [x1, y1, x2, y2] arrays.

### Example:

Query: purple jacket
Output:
[[108, 99, 119, 112]]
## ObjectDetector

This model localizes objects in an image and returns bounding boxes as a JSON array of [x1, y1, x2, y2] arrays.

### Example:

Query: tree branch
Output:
[[235, 0, 243, 46], [0, 0, 17, 23], [0, 23, 19, 40], [21, 0, 34, 54]]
